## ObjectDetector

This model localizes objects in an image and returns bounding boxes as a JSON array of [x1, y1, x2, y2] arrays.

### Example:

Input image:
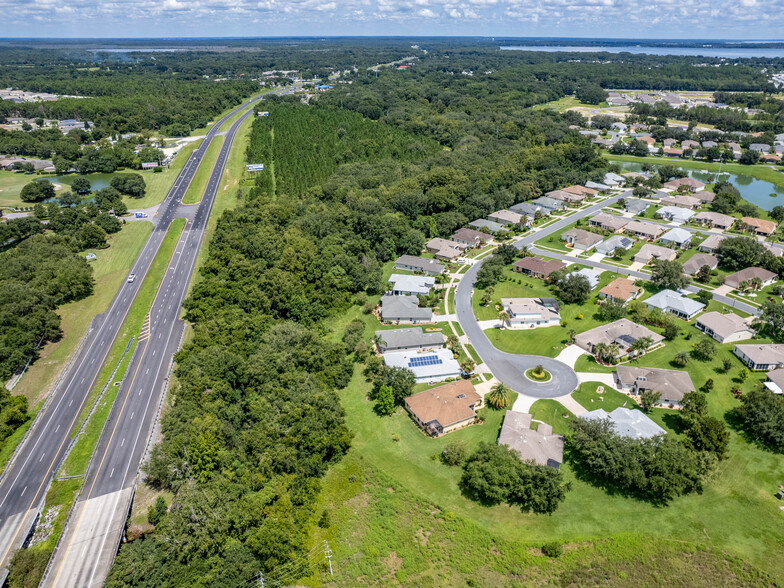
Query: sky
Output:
[[3, 0, 784, 39]]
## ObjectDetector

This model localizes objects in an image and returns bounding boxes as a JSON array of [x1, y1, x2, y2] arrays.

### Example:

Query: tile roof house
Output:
[[425, 237, 465, 254], [596, 234, 635, 256], [498, 411, 564, 468], [384, 347, 463, 383], [589, 213, 630, 233], [681, 140, 700, 150], [764, 370, 784, 395], [734, 344, 784, 371], [644, 289, 705, 320], [634, 243, 678, 264], [656, 205, 695, 224], [375, 327, 445, 353], [574, 319, 663, 358], [388, 274, 436, 296], [501, 298, 561, 329], [488, 209, 524, 226], [583, 407, 667, 439], [663, 177, 705, 192], [598, 278, 642, 303], [682, 253, 718, 275], [696, 311, 756, 344], [469, 219, 504, 234], [724, 267, 777, 289], [513, 256, 566, 279], [659, 194, 701, 209], [658, 227, 693, 249], [693, 211, 734, 230], [741, 217, 777, 237], [625, 220, 665, 240], [563, 185, 599, 197], [451, 227, 490, 247], [546, 189, 584, 204], [662, 147, 684, 158], [404, 380, 482, 436], [394, 255, 445, 276], [624, 198, 651, 215], [561, 228, 603, 251], [380, 295, 433, 324], [616, 366, 695, 407], [638, 136, 656, 145], [693, 190, 715, 203], [699, 233, 726, 253]]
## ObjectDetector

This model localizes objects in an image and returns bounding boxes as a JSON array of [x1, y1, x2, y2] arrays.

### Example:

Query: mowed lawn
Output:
[[0, 171, 35, 208], [314, 288, 784, 579], [13, 222, 153, 407]]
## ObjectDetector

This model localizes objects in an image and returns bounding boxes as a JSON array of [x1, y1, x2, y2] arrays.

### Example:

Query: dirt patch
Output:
[[415, 527, 431, 546], [383, 551, 403, 576], [126, 522, 154, 541]]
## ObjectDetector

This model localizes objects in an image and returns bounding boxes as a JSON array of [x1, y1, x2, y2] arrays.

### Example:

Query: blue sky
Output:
[[3, 0, 784, 39]]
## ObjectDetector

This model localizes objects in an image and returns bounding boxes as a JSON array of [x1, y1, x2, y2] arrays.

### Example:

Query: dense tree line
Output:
[[736, 388, 784, 452]]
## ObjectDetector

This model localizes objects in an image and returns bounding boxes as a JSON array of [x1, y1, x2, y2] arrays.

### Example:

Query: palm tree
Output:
[[751, 277, 762, 291], [674, 351, 690, 367], [446, 334, 459, 349], [487, 383, 512, 409], [606, 343, 621, 362], [460, 358, 476, 375], [498, 310, 510, 327], [630, 336, 654, 357], [568, 329, 577, 344], [593, 342, 608, 363]]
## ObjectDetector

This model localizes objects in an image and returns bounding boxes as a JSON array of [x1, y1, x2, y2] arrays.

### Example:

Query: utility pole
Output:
[[324, 541, 334, 576]]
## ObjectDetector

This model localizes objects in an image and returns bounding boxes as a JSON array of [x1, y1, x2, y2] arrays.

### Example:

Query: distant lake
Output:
[[46, 173, 114, 191], [615, 161, 784, 211], [500, 45, 784, 59]]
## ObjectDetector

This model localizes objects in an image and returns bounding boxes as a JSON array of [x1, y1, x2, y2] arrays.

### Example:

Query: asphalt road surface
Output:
[[0, 90, 274, 583]]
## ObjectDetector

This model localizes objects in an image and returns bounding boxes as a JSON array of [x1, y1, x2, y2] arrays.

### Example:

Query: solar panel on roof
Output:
[[408, 355, 443, 368]]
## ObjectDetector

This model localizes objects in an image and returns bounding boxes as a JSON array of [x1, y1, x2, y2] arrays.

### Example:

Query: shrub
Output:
[[541, 542, 563, 558], [441, 440, 468, 466]]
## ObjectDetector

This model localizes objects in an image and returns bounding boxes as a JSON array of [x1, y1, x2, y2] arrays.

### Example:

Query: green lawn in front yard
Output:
[[572, 381, 638, 413], [472, 267, 552, 320], [529, 399, 575, 435]]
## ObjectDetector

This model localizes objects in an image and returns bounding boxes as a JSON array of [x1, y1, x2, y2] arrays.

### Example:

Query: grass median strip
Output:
[[182, 136, 224, 205]]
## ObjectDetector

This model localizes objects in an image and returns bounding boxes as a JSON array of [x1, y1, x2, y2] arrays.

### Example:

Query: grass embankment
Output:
[[182, 136, 224, 205], [604, 154, 784, 189], [6, 219, 186, 586], [308, 297, 784, 581]]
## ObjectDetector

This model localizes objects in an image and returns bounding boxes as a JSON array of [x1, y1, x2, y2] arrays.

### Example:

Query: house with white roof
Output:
[[644, 289, 705, 320], [596, 235, 635, 256], [501, 298, 561, 329], [383, 347, 462, 383], [388, 274, 436, 297], [658, 227, 692, 249], [656, 206, 695, 225], [582, 407, 666, 439]]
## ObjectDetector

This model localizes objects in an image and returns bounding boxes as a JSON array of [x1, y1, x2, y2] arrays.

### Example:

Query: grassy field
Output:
[[572, 381, 638, 413], [14, 222, 153, 408], [182, 136, 224, 205], [0, 171, 34, 208], [532, 94, 605, 112], [605, 153, 784, 190]]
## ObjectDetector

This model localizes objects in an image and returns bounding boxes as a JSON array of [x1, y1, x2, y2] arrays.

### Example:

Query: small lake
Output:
[[500, 45, 784, 59], [46, 173, 115, 191], [614, 161, 784, 211]]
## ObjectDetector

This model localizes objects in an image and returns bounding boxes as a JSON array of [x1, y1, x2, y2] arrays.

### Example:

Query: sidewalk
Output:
[[554, 393, 588, 416], [554, 345, 586, 368], [576, 372, 616, 388]]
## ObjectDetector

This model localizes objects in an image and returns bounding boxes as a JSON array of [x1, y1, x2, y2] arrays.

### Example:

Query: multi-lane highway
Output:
[[0, 91, 272, 585]]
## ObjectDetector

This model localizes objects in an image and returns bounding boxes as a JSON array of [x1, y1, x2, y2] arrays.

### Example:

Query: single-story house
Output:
[[724, 267, 777, 290], [656, 205, 695, 224], [546, 189, 583, 204], [563, 185, 599, 198], [603, 172, 625, 187], [561, 228, 603, 251], [658, 227, 692, 249], [659, 194, 701, 209], [624, 198, 651, 215], [510, 202, 545, 218], [764, 370, 784, 395], [682, 253, 718, 275], [644, 289, 705, 320], [582, 407, 666, 439], [693, 190, 715, 204], [699, 233, 726, 253], [763, 242, 784, 258], [488, 209, 524, 226], [425, 237, 465, 254], [572, 267, 603, 290], [663, 138, 678, 148], [498, 411, 564, 468], [380, 295, 433, 324], [741, 217, 777, 237], [695, 311, 756, 344], [501, 298, 561, 329], [734, 344, 784, 371], [634, 243, 678, 264], [693, 211, 734, 230], [375, 327, 445, 353], [702, 140, 718, 149], [395, 255, 445, 276], [749, 143, 772, 153], [589, 213, 630, 233], [383, 347, 462, 383], [596, 235, 635, 256], [760, 154, 781, 164], [638, 136, 656, 146], [404, 379, 482, 436], [662, 147, 683, 158], [625, 220, 665, 241], [616, 366, 695, 408], [574, 318, 663, 358], [682, 140, 700, 150], [513, 256, 566, 279], [531, 196, 567, 212], [662, 177, 705, 192], [388, 274, 436, 296], [469, 219, 504, 235], [598, 278, 642, 303], [451, 227, 490, 248]]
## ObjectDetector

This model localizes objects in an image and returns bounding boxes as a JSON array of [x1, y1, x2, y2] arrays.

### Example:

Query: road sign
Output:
[[246, 164, 265, 172]]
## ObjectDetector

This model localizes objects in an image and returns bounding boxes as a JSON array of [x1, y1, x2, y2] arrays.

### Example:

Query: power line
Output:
[[245, 541, 333, 588]]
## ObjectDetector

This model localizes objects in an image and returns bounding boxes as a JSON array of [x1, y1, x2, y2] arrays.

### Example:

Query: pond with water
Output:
[[614, 161, 784, 212], [46, 173, 115, 192]]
